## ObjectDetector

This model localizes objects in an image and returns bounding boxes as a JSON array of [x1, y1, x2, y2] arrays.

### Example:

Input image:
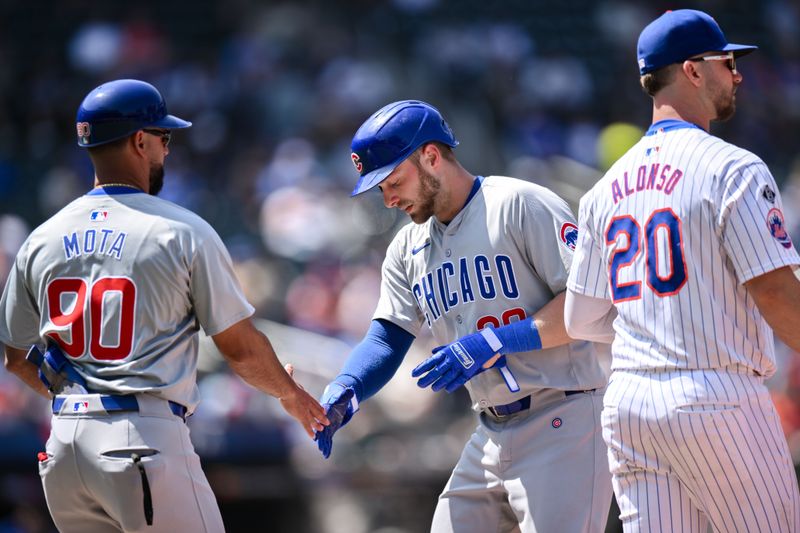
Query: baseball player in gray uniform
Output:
[[314, 100, 613, 532], [0, 79, 328, 533], [565, 10, 800, 532]]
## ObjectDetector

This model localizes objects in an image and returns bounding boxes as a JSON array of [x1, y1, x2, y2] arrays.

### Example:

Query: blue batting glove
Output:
[[442, 355, 509, 394], [314, 382, 358, 459], [411, 328, 504, 393]]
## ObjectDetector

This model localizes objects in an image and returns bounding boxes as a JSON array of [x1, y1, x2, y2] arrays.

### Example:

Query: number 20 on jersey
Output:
[[605, 208, 688, 302]]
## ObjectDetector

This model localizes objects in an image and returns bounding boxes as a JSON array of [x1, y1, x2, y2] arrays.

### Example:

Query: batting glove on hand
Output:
[[411, 328, 504, 393], [314, 382, 358, 459], [424, 351, 509, 394]]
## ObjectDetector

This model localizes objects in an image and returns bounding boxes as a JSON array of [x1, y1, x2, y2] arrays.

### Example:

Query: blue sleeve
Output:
[[333, 319, 415, 402]]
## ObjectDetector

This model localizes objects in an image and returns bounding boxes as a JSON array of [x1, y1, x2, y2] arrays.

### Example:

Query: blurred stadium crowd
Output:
[[2, 0, 800, 531]]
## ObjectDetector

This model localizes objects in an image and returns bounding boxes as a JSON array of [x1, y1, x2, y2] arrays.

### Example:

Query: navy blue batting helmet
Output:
[[76, 79, 191, 148], [349, 100, 458, 196]]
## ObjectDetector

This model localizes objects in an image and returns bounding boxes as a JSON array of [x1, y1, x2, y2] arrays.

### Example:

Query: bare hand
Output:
[[281, 364, 330, 438]]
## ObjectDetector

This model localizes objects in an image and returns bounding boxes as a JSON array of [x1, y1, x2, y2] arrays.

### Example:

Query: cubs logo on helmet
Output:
[[351, 153, 363, 173]]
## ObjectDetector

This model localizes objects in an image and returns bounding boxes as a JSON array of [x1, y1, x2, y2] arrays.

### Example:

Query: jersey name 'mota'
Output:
[[0, 188, 254, 411], [413, 254, 518, 326], [62, 228, 128, 261]]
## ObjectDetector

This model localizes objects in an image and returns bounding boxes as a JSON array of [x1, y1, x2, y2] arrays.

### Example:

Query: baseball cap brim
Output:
[[723, 43, 758, 57], [350, 160, 401, 196], [150, 114, 192, 129]]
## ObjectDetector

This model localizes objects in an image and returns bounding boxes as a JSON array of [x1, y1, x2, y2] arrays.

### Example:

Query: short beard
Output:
[[709, 78, 736, 123], [410, 167, 441, 223], [715, 99, 736, 122], [149, 162, 164, 196]]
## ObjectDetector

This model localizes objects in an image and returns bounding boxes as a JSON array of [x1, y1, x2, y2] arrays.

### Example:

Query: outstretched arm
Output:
[[212, 318, 329, 439], [314, 319, 415, 458]]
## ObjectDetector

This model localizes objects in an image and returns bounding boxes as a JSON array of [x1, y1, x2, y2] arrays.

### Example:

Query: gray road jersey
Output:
[[0, 188, 254, 410], [374, 176, 608, 410]]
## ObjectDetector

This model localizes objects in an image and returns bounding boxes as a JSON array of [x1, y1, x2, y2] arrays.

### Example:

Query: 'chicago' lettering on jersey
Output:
[[412, 254, 519, 326], [611, 164, 684, 204], [62, 229, 127, 261]]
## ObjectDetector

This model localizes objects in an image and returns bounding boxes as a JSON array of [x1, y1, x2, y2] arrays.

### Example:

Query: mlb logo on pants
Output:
[[72, 401, 89, 413]]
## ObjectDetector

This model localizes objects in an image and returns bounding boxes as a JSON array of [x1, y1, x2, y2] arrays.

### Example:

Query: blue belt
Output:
[[489, 395, 531, 417], [52, 395, 187, 420], [487, 389, 597, 417]]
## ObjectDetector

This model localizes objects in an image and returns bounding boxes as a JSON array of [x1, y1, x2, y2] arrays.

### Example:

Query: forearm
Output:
[[4, 346, 50, 398], [746, 266, 800, 352], [530, 290, 574, 349], [336, 319, 414, 402], [564, 289, 617, 344], [229, 337, 295, 397], [212, 320, 296, 399], [488, 291, 572, 356]]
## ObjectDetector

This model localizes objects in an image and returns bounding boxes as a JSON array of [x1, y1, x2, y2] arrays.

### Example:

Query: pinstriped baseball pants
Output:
[[604, 369, 800, 532]]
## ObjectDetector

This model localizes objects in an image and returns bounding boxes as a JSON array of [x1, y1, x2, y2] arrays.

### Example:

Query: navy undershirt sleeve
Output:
[[333, 319, 415, 402]]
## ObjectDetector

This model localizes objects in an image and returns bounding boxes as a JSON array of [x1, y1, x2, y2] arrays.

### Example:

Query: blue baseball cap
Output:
[[637, 9, 757, 75]]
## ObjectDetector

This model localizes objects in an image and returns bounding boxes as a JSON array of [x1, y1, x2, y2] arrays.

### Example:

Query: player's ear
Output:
[[420, 143, 440, 169], [131, 131, 146, 153], [681, 60, 703, 87]]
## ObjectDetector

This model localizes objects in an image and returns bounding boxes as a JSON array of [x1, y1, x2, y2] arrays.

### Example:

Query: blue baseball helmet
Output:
[[76, 79, 192, 148], [349, 100, 458, 196]]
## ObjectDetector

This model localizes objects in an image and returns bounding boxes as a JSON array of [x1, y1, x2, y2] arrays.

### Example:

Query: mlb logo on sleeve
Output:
[[90, 210, 108, 222]]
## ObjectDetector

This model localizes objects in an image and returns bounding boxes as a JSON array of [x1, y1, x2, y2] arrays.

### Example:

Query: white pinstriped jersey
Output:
[[375, 175, 609, 410], [0, 187, 254, 410], [568, 120, 800, 376]]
